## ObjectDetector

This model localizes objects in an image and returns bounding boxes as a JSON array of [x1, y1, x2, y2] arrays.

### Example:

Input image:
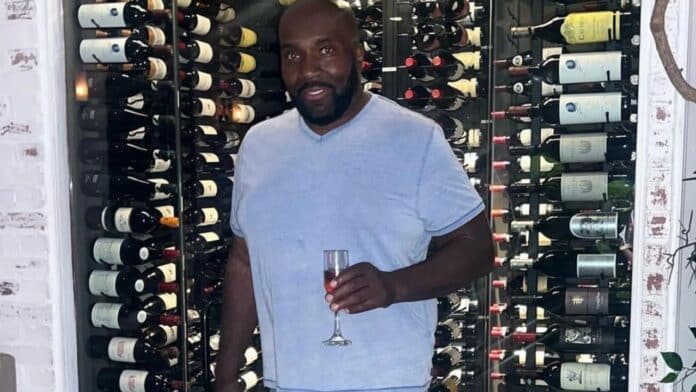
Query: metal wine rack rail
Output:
[[488, 0, 639, 390]]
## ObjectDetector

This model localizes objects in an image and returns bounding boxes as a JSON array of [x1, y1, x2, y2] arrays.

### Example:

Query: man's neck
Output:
[[305, 91, 371, 136]]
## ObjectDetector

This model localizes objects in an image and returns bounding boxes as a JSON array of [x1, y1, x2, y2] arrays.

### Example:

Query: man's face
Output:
[[279, 9, 362, 126]]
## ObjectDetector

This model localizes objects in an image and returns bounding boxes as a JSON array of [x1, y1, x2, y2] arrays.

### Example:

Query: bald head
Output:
[[279, 0, 360, 46]]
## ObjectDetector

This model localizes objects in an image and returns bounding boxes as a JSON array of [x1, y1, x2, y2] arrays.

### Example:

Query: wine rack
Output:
[[62, 0, 643, 391]]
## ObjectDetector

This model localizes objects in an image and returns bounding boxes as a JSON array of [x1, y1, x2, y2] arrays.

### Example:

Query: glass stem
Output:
[[333, 311, 342, 336]]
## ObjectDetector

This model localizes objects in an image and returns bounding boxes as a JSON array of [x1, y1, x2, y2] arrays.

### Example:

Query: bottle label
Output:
[[215, 7, 236, 23], [560, 11, 620, 44], [157, 263, 177, 283], [465, 27, 482, 47], [162, 325, 178, 345], [119, 370, 149, 392], [243, 346, 259, 366], [124, 93, 145, 110], [558, 92, 623, 125], [541, 82, 563, 97], [239, 370, 259, 390], [453, 51, 481, 71], [148, 178, 171, 201], [192, 15, 212, 35], [110, 208, 133, 233], [561, 326, 601, 346], [159, 293, 177, 310], [560, 363, 611, 391], [198, 98, 217, 116], [194, 40, 214, 63], [147, 154, 171, 173], [565, 288, 609, 315], [194, 71, 213, 91], [200, 207, 219, 226], [518, 127, 554, 146], [92, 238, 125, 265], [199, 152, 220, 163], [558, 51, 623, 83], [448, 78, 477, 98], [91, 303, 123, 329], [239, 78, 256, 98], [199, 232, 220, 242], [89, 270, 121, 297], [559, 133, 608, 163], [238, 53, 257, 73], [517, 155, 555, 173], [199, 125, 218, 135], [148, 57, 168, 80], [442, 346, 462, 365], [77, 3, 128, 29], [154, 205, 174, 218], [79, 37, 130, 63], [569, 212, 619, 239], [209, 333, 220, 350], [199, 180, 219, 197], [178, 0, 192, 6], [107, 337, 138, 363], [560, 172, 608, 201], [148, 0, 164, 10], [239, 27, 258, 47], [146, 26, 166, 46], [577, 254, 617, 278]]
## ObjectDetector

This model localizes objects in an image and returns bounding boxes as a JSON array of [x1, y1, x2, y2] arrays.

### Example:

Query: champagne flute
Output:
[[323, 249, 351, 346]]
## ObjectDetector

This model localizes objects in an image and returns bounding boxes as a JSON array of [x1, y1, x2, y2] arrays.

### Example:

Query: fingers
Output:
[[326, 273, 369, 307]]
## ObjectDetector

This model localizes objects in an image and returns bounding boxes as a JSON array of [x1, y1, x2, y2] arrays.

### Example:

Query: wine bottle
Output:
[[509, 132, 634, 163], [80, 139, 175, 173], [504, 171, 634, 202], [513, 324, 629, 352], [431, 50, 486, 81], [402, 86, 433, 110], [139, 292, 178, 314], [81, 172, 176, 201], [96, 368, 172, 392], [177, 0, 236, 23], [141, 324, 178, 347], [181, 124, 239, 149], [510, 287, 631, 315], [431, 346, 462, 377], [510, 11, 638, 45], [510, 212, 627, 240], [492, 155, 559, 175], [177, 38, 256, 74], [97, 57, 169, 80], [77, 2, 169, 29], [182, 175, 233, 199], [492, 202, 562, 218], [490, 346, 621, 369], [438, 292, 478, 317], [438, 0, 487, 25], [134, 262, 177, 292], [414, 23, 482, 52], [430, 78, 482, 110], [435, 319, 481, 347], [509, 249, 630, 278], [491, 92, 638, 125], [494, 47, 564, 68], [238, 366, 261, 391], [184, 152, 236, 172], [494, 80, 564, 98], [492, 127, 557, 147], [179, 69, 256, 97], [186, 231, 225, 253], [75, 72, 164, 101], [91, 302, 169, 330], [452, 150, 481, 174], [361, 52, 382, 80], [88, 269, 146, 297], [79, 36, 170, 64], [91, 237, 164, 266], [89, 335, 178, 368], [430, 114, 481, 147], [177, 11, 257, 48], [515, 362, 628, 391], [509, 50, 639, 85], [404, 53, 435, 82], [79, 105, 175, 133], [86, 205, 178, 235], [183, 206, 229, 227]]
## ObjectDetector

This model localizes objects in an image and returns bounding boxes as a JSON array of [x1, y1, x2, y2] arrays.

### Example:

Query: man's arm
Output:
[[327, 212, 494, 313], [215, 235, 258, 392]]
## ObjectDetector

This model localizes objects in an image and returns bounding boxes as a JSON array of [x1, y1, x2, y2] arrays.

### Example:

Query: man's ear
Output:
[[354, 42, 365, 64]]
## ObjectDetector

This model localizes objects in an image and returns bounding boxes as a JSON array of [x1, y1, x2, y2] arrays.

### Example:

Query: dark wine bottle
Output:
[[183, 152, 236, 173], [96, 368, 172, 392], [77, 2, 169, 29], [504, 171, 634, 202], [138, 292, 178, 314], [510, 248, 630, 279], [79, 105, 175, 134], [86, 205, 178, 234], [510, 11, 638, 45], [437, 0, 487, 24], [91, 302, 166, 330], [510, 287, 632, 315], [404, 53, 435, 82], [81, 172, 176, 201], [79, 36, 170, 64], [510, 212, 627, 240], [75, 72, 163, 101], [89, 335, 178, 369], [509, 132, 634, 163], [97, 57, 169, 80], [402, 86, 432, 110], [79, 139, 175, 173], [515, 362, 628, 391], [513, 324, 630, 352], [491, 92, 638, 126], [431, 50, 486, 81], [88, 269, 146, 298], [141, 324, 178, 348], [177, 38, 256, 74], [178, 69, 256, 97], [135, 262, 177, 293], [91, 237, 164, 266], [94, 25, 168, 47], [183, 206, 228, 227], [182, 174, 234, 199], [176, 0, 236, 23]]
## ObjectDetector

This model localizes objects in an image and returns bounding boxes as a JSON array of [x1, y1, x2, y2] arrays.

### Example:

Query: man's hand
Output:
[[325, 262, 396, 314]]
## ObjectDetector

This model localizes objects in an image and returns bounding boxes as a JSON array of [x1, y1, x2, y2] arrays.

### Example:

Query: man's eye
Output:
[[320, 47, 334, 55], [285, 52, 299, 61]]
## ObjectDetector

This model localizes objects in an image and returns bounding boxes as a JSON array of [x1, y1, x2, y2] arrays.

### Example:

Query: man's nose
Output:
[[298, 53, 321, 79]]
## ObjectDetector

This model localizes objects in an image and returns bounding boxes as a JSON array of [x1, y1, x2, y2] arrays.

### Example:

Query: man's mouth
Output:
[[299, 85, 332, 101]]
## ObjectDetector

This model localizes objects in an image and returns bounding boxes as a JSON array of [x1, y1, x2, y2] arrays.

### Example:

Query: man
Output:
[[216, 0, 495, 391]]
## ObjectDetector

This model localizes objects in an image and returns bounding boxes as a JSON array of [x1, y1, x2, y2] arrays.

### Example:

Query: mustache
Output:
[[297, 81, 335, 95]]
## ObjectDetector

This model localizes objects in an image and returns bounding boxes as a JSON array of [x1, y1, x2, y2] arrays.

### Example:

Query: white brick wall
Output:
[[0, 0, 77, 391]]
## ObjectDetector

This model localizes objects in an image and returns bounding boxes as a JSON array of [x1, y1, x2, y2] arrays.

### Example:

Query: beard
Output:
[[290, 63, 360, 126]]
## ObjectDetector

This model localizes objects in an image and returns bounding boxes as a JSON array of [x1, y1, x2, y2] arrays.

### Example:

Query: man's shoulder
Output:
[[366, 95, 441, 139], [241, 109, 299, 147]]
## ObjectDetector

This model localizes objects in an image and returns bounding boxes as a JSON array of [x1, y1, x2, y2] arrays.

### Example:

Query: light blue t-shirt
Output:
[[230, 94, 484, 392]]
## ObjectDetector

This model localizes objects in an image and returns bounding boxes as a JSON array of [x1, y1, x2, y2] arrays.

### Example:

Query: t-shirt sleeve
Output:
[[229, 140, 247, 238], [416, 125, 485, 236]]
